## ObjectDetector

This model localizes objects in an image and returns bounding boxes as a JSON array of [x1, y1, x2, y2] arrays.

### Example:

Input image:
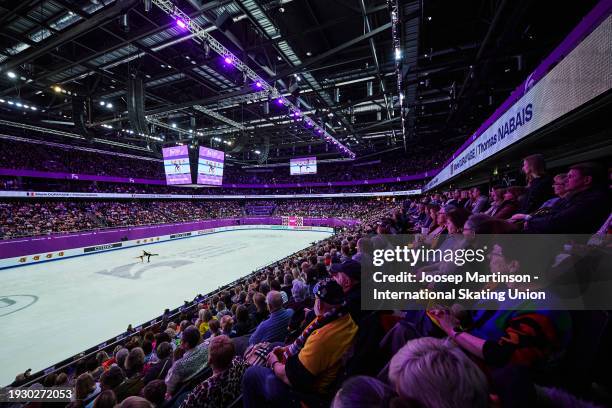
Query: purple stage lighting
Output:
[[255, 81, 263, 88], [276, 98, 284, 106], [224, 56, 233, 65], [176, 19, 186, 29]]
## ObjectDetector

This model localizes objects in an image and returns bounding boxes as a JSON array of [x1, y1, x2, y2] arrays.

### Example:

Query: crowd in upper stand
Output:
[[0, 138, 445, 185], [0, 176, 422, 195], [8, 153, 611, 408]]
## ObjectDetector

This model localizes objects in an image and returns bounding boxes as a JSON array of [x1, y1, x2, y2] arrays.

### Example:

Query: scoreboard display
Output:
[[197, 147, 225, 186], [162, 145, 191, 185], [290, 157, 317, 175]]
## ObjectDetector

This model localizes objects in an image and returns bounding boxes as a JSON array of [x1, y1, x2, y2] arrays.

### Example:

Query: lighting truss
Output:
[[192, 105, 245, 129], [151, 0, 355, 158], [388, 0, 407, 152]]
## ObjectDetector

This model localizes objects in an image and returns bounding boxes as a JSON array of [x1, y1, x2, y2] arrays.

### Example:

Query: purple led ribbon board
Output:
[[290, 157, 317, 175], [162, 145, 192, 185], [197, 146, 225, 186]]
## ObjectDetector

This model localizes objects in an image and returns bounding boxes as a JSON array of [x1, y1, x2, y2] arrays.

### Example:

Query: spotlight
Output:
[[16, 102, 23, 107], [176, 19, 186, 29], [255, 81, 263, 89], [53, 85, 62, 93], [7, 71, 16, 79], [276, 98, 284, 106], [106, 102, 113, 108], [99, 101, 105, 106], [171, 123, 177, 128], [395, 48, 402, 61], [224, 56, 233, 65]]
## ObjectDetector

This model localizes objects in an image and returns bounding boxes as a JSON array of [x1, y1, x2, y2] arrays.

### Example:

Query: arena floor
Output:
[[0, 229, 332, 385]]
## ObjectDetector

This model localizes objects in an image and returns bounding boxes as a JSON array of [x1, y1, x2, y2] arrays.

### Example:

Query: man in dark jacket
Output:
[[526, 162, 609, 234]]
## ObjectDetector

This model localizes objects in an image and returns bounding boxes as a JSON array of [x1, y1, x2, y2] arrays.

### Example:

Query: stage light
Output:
[[171, 123, 177, 128], [0, 99, 4, 103], [106, 102, 113, 108], [16, 102, 22, 107], [276, 98, 284, 106], [254, 150, 261, 154], [100, 101, 105, 106], [395, 48, 402, 61], [7, 71, 16, 79], [224, 56, 233, 65], [176, 19, 186, 29], [8, 101, 14, 105], [53, 85, 62, 93], [255, 81, 263, 89], [23, 104, 29, 108]]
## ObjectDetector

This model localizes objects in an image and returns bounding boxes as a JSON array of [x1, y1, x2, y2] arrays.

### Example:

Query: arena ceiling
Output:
[[0, 0, 599, 164]]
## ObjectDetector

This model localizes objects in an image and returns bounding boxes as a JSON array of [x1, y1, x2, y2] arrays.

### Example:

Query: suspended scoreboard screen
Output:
[[290, 157, 317, 175], [197, 146, 225, 186], [162, 145, 192, 185]]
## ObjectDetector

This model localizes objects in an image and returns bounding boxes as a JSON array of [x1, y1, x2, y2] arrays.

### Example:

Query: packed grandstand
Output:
[[0, 1, 611, 408]]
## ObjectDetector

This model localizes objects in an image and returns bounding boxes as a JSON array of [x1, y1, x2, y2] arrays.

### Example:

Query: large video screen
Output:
[[197, 147, 225, 186], [162, 145, 192, 185], [290, 157, 317, 175]]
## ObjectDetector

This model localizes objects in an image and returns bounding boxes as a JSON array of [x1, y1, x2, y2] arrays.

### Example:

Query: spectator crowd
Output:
[[7, 153, 611, 408]]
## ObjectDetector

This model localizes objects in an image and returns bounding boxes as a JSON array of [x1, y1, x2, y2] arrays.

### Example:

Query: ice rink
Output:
[[0, 228, 332, 385]]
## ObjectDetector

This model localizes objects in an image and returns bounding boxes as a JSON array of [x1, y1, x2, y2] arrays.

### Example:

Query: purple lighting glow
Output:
[[224, 56, 233, 65], [276, 98, 284, 105], [255, 81, 263, 88], [176, 19, 186, 29]]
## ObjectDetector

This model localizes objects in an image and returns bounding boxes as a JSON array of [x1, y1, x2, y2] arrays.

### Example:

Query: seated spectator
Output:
[[118, 396, 153, 408], [519, 153, 553, 214], [280, 274, 293, 301], [484, 187, 505, 217], [114, 347, 145, 402], [242, 280, 358, 406], [142, 380, 166, 407], [74, 373, 101, 406], [248, 291, 294, 345], [164, 326, 209, 396], [251, 292, 269, 324], [330, 260, 364, 324], [196, 309, 215, 336], [510, 173, 569, 222], [494, 186, 522, 220], [388, 337, 489, 408], [220, 315, 237, 338], [271, 279, 288, 303], [352, 237, 373, 265], [216, 301, 231, 319], [180, 335, 249, 408], [332, 376, 399, 408], [429, 241, 571, 370], [469, 187, 489, 214], [233, 305, 253, 336], [143, 342, 172, 385], [525, 162, 610, 233], [286, 280, 312, 334], [92, 390, 116, 408]]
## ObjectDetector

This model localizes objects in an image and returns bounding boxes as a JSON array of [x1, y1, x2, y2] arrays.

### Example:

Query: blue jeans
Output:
[[242, 365, 301, 408]]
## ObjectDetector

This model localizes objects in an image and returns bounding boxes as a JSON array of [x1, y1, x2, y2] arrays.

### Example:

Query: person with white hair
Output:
[[248, 291, 293, 345], [388, 337, 489, 408]]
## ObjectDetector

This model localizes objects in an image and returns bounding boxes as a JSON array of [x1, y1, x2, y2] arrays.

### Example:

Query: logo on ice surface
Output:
[[0, 295, 38, 317]]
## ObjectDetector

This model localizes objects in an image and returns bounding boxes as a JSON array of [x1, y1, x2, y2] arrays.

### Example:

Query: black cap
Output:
[[329, 259, 361, 281], [313, 279, 345, 305]]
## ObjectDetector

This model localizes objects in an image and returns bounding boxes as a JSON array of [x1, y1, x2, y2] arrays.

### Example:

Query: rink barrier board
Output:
[[0, 216, 357, 259], [0, 223, 335, 270]]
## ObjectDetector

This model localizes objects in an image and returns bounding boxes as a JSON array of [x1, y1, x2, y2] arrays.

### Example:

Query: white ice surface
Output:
[[0, 229, 331, 385]]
